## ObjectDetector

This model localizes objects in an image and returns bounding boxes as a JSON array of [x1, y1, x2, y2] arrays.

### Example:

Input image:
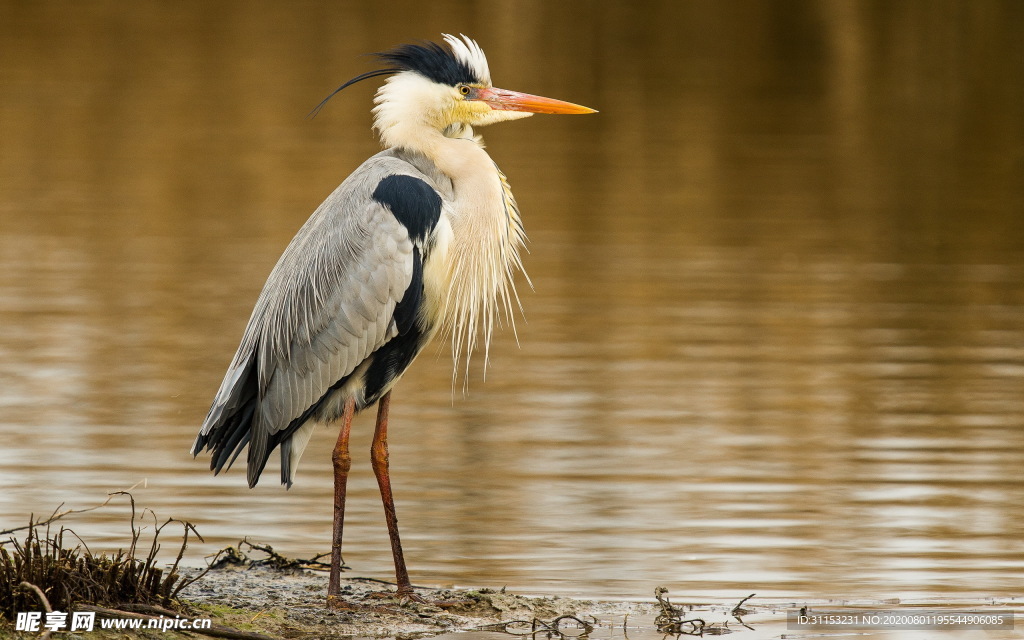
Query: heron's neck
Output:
[[383, 122, 484, 178], [395, 125, 528, 379]]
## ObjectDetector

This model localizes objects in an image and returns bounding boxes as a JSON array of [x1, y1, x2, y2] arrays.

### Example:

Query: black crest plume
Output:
[[308, 39, 480, 119]]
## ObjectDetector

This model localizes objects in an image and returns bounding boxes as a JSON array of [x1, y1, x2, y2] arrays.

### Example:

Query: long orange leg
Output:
[[370, 391, 416, 598], [327, 397, 356, 606]]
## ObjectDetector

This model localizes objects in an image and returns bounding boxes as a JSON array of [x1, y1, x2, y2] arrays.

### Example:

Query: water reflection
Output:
[[1, 1, 1022, 600]]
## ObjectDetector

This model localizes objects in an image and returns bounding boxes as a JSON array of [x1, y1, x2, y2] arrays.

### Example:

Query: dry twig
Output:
[[729, 592, 756, 629], [654, 587, 706, 636], [207, 539, 335, 572], [488, 614, 595, 637]]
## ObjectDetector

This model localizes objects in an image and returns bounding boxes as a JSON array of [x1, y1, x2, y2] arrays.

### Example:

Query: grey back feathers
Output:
[[193, 150, 449, 487]]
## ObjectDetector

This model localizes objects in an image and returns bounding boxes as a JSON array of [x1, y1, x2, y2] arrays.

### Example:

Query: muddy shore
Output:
[[173, 567, 1024, 640], [177, 564, 655, 639], [15, 560, 1018, 639]]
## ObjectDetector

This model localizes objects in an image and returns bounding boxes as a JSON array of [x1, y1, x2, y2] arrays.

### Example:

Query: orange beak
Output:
[[475, 87, 597, 115]]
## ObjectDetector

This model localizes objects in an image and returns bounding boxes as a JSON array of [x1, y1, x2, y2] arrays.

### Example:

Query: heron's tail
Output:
[[192, 352, 263, 486], [193, 348, 318, 488]]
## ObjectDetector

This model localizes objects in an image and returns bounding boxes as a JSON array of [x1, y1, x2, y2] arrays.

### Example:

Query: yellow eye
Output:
[[459, 85, 471, 96]]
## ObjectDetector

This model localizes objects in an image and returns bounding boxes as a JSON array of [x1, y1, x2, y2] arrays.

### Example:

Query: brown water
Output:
[[2, 1, 1023, 603]]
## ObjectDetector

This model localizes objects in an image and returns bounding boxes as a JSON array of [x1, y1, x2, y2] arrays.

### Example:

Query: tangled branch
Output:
[[654, 587, 706, 635], [208, 539, 334, 572], [486, 614, 596, 638]]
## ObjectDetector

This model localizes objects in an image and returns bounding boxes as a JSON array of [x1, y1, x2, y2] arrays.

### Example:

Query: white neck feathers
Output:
[[373, 74, 528, 380]]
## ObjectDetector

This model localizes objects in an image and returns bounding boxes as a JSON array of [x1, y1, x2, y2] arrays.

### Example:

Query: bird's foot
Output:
[[326, 594, 358, 611]]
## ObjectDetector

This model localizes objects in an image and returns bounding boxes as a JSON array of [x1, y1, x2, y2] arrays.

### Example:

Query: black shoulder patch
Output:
[[372, 174, 442, 244]]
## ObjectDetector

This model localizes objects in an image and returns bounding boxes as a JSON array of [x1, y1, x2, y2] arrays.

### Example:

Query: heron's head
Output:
[[311, 35, 595, 148]]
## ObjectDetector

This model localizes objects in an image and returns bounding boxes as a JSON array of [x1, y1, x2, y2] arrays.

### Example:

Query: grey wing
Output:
[[192, 175, 417, 487]]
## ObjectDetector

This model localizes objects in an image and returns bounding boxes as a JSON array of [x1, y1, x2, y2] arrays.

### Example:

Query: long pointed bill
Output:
[[476, 87, 597, 114]]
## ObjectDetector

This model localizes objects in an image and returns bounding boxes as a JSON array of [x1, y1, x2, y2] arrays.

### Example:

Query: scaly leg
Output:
[[370, 391, 417, 598], [327, 397, 356, 607]]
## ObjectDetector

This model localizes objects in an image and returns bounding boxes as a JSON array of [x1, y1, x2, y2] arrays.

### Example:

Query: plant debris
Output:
[[208, 539, 334, 573], [484, 614, 596, 637], [653, 588, 762, 636], [729, 592, 756, 629], [654, 586, 707, 635], [0, 492, 201, 620]]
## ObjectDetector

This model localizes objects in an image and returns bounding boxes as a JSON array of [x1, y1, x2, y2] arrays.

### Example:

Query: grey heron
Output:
[[191, 34, 595, 606]]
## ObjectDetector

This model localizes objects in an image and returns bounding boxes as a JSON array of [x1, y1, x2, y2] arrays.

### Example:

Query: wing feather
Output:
[[194, 153, 435, 487], [246, 205, 414, 483]]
